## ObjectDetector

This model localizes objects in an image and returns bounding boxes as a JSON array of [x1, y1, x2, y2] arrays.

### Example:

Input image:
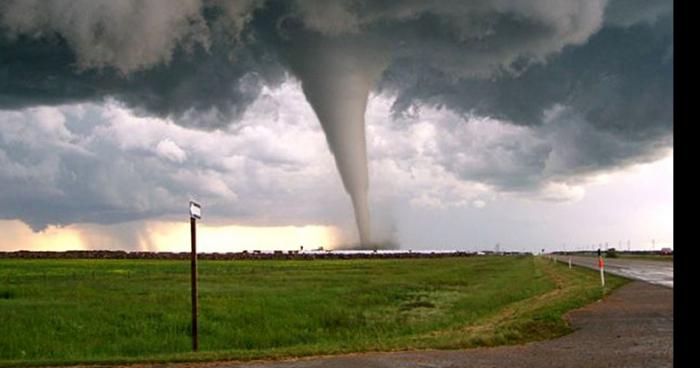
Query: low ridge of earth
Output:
[[65, 281, 672, 368]]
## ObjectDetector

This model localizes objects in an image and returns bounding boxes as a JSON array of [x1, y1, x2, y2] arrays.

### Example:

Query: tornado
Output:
[[283, 35, 387, 246]]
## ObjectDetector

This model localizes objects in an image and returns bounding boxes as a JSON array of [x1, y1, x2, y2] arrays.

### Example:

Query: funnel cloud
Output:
[[281, 32, 388, 245]]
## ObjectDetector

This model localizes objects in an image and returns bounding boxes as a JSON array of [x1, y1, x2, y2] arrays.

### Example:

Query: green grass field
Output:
[[0, 256, 627, 366]]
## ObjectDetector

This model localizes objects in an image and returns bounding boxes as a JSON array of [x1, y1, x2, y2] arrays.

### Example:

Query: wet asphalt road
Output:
[[551, 255, 673, 288]]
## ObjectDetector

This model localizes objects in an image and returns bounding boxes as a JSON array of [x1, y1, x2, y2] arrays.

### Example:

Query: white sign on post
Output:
[[189, 201, 202, 219]]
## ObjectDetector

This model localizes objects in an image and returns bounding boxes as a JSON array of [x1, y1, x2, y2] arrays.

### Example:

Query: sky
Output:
[[0, 0, 673, 252]]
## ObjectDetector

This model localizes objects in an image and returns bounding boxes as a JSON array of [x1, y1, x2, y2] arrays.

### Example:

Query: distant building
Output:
[[660, 247, 673, 255]]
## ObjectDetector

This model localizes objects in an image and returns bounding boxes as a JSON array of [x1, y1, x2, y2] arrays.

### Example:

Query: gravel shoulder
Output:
[[100, 281, 672, 368]]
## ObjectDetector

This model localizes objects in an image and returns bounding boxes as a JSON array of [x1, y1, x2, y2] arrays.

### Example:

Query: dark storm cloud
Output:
[[0, 0, 673, 231], [380, 13, 673, 191], [0, 28, 285, 129], [1, 0, 614, 126], [0, 0, 672, 134], [381, 15, 673, 135]]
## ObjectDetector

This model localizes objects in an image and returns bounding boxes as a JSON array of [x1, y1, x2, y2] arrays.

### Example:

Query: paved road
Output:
[[551, 255, 673, 288], [99, 281, 672, 368]]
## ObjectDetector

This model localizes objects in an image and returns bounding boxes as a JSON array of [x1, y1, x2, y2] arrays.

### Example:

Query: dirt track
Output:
[[103, 281, 672, 368]]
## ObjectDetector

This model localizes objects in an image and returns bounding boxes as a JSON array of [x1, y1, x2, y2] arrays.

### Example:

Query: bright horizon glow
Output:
[[0, 220, 87, 251], [146, 222, 340, 252], [0, 220, 340, 252]]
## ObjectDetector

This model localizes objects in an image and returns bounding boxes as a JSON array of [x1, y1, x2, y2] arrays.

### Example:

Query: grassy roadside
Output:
[[0, 256, 628, 367], [402, 256, 629, 349]]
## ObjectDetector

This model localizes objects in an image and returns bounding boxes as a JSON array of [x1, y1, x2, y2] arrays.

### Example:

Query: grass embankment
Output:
[[0, 256, 627, 366]]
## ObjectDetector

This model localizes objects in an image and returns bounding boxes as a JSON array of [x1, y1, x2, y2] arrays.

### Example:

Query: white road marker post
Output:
[[598, 256, 605, 287], [568, 256, 572, 269]]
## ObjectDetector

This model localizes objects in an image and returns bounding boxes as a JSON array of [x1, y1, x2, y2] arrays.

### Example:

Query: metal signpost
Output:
[[189, 201, 202, 351]]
